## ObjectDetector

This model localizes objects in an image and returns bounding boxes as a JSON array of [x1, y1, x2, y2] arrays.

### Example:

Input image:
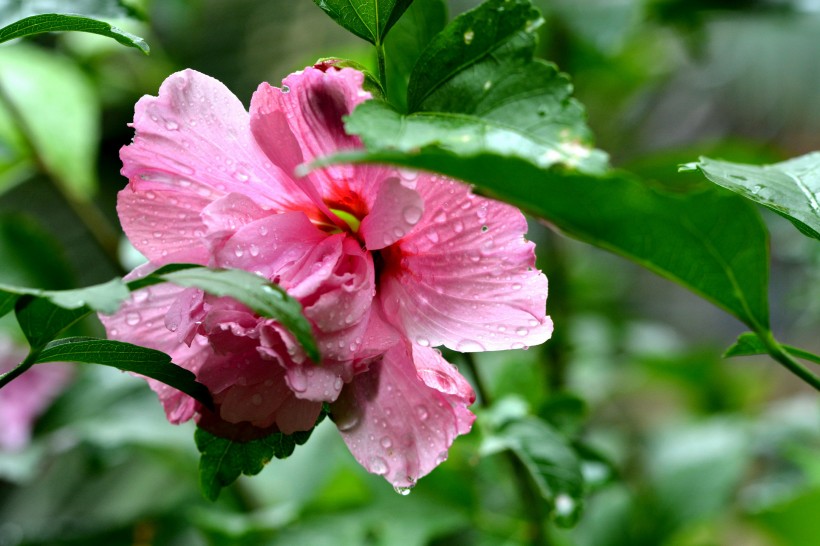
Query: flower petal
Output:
[[381, 175, 553, 351], [331, 341, 475, 487], [360, 177, 425, 250], [120, 69, 314, 261], [99, 282, 212, 423]]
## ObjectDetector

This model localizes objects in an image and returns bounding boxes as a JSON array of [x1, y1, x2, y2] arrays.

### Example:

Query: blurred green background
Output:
[[0, 1, 819, 545]]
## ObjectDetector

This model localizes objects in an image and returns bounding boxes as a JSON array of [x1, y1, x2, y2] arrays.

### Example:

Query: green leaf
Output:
[[0, 290, 16, 318], [0, 14, 148, 52], [132, 265, 319, 363], [0, 45, 100, 201], [0, 277, 130, 315], [329, 149, 771, 332], [407, 0, 541, 111], [490, 415, 585, 527], [312, 0, 414, 45], [14, 296, 89, 350], [35, 337, 213, 409], [383, 0, 447, 111], [725, 332, 820, 366], [195, 411, 325, 501], [684, 153, 820, 241]]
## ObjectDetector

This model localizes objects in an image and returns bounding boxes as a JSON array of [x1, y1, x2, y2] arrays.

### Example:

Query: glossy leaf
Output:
[[684, 153, 820, 241], [312, 0, 413, 45], [195, 411, 325, 501], [329, 150, 770, 331], [0, 13, 149, 52], [383, 0, 447, 111], [14, 296, 89, 350], [725, 332, 820, 366], [0, 45, 100, 201], [491, 416, 585, 527], [0, 277, 130, 315], [132, 265, 319, 363], [35, 337, 213, 409], [407, 0, 540, 111]]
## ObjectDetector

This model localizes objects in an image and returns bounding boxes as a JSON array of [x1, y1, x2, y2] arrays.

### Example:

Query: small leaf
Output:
[[312, 0, 414, 45], [132, 265, 319, 363], [0, 14, 149, 53], [685, 153, 820, 241], [725, 332, 820, 366], [490, 415, 585, 527], [15, 296, 89, 350], [0, 290, 16, 318], [0, 45, 100, 201], [195, 411, 326, 501], [35, 337, 213, 408]]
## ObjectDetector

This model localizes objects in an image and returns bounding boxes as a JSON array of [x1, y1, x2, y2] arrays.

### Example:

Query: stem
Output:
[[760, 331, 820, 391], [376, 41, 387, 93], [0, 351, 38, 390], [0, 81, 124, 275], [461, 353, 550, 545]]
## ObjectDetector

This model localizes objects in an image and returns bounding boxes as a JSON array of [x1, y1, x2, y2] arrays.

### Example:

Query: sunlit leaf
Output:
[[725, 332, 820, 366], [328, 150, 770, 332], [0, 45, 99, 201], [0, 14, 148, 52], [131, 265, 319, 363], [35, 337, 213, 408], [312, 0, 413, 45], [684, 153, 820, 241], [348, 1, 608, 174], [0, 277, 130, 315], [195, 411, 325, 501]]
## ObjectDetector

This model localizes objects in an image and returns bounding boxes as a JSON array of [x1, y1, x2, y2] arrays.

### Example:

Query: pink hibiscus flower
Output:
[[102, 63, 552, 487], [0, 336, 72, 451]]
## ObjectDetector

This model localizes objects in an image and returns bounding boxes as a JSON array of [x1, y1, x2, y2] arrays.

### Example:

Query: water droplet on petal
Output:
[[415, 336, 430, 347], [165, 120, 179, 131], [393, 485, 413, 496], [380, 437, 393, 449], [425, 230, 440, 243], [126, 312, 141, 326], [456, 339, 485, 352], [512, 283, 522, 290], [516, 327, 529, 336], [416, 405, 429, 420], [370, 456, 389, 475], [288, 373, 307, 393], [453, 220, 464, 233], [402, 205, 423, 225], [333, 376, 344, 391], [234, 247, 244, 257], [249, 244, 259, 257]]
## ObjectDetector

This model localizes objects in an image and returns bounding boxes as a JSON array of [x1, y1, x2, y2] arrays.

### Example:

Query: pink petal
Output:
[[380, 175, 553, 351], [360, 177, 425, 250], [120, 69, 314, 261], [99, 282, 212, 423], [0, 338, 72, 451], [331, 341, 475, 487], [214, 211, 326, 280]]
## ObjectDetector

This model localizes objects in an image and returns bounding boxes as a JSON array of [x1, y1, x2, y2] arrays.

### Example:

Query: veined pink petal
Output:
[[120, 69, 316, 262], [214, 211, 327, 280], [99, 282, 212, 423], [360, 177, 425, 250], [380, 175, 553, 351], [331, 341, 475, 487]]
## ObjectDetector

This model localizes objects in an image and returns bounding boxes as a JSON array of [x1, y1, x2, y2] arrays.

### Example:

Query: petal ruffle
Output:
[[331, 341, 475, 487], [360, 177, 425, 250], [380, 175, 553, 351], [99, 282, 212, 423], [120, 69, 313, 261]]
